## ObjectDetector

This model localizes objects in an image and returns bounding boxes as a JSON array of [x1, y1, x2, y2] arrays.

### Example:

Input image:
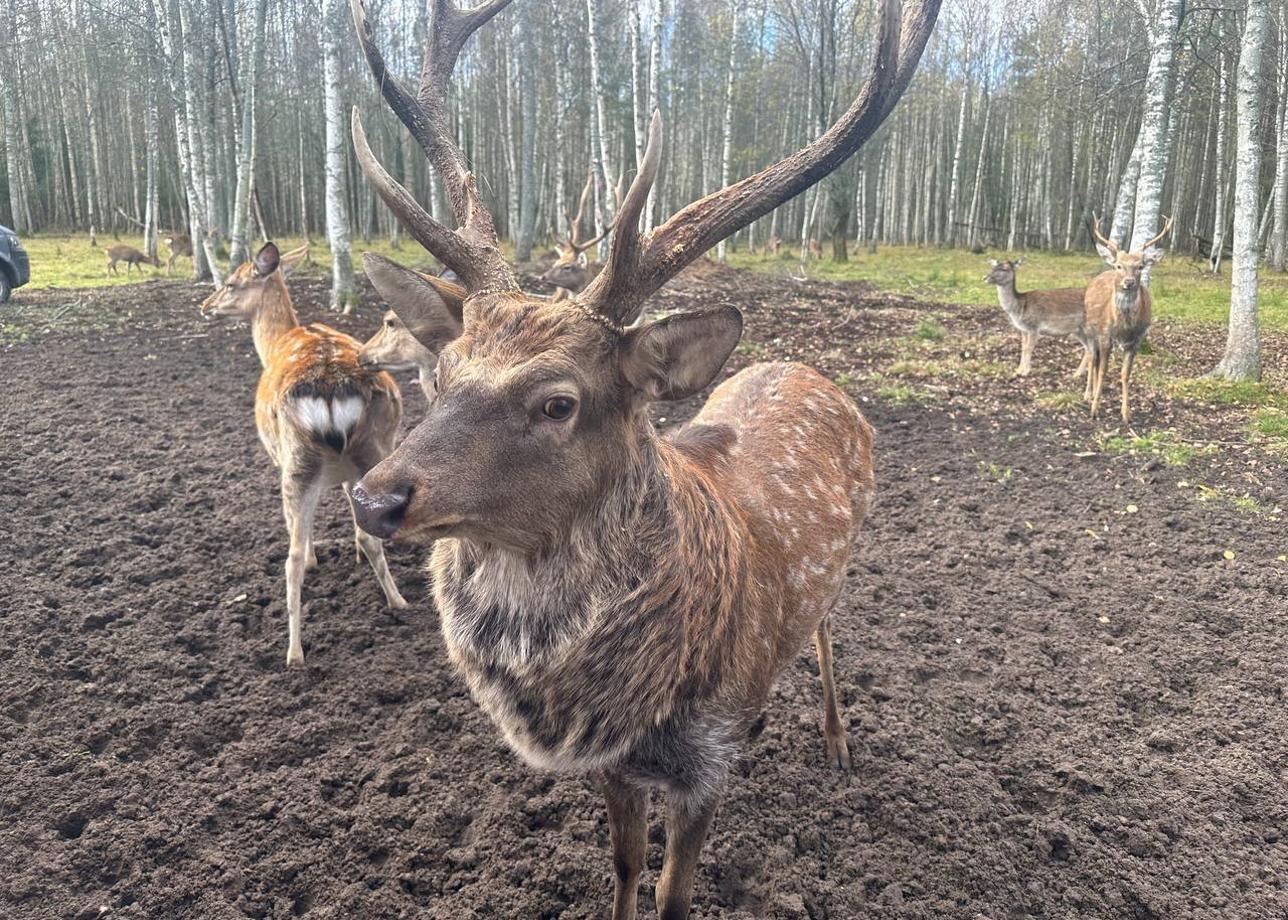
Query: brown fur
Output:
[[105, 245, 158, 276], [1084, 266, 1153, 422], [984, 259, 1091, 378], [164, 233, 193, 273], [201, 244, 408, 666]]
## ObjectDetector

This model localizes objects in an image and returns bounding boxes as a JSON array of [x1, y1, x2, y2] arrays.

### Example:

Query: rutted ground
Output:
[[1, 266, 1285, 920]]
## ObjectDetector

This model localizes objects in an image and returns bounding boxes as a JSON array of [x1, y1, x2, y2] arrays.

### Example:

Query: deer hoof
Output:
[[387, 593, 409, 611], [286, 647, 305, 668], [824, 733, 852, 771]]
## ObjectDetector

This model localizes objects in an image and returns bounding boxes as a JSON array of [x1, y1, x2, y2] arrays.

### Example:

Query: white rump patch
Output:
[[288, 394, 364, 443]]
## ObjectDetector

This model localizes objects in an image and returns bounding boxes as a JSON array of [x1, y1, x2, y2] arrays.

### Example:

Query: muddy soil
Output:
[[2, 266, 1286, 920]]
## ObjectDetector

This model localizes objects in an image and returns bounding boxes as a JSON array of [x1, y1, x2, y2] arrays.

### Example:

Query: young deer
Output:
[[357, 260, 466, 398], [1086, 216, 1172, 422], [983, 258, 1091, 378], [347, 0, 938, 917], [164, 233, 193, 273], [541, 170, 618, 302], [105, 245, 159, 276], [201, 241, 408, 667]]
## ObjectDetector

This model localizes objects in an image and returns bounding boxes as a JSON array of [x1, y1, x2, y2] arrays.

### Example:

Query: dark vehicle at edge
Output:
[[0, 225, 30, 303]]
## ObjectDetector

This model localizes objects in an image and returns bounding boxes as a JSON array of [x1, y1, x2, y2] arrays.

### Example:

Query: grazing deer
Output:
[[357, 260, 466, 398], [347, 0, 937, 916], [201, 241, 408, 667], [983, 258, 1091, 378], [1086, 216, 1172, 422], [105, 245, 159, 276], [164, 233, 193, 273], [541, 170, 618, 302]]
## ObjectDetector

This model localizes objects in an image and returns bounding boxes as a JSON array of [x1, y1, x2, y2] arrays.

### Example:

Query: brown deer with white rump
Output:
[[347, 0, 938, 916], [1086, 216, 1173, 422], [201, 242, 407, 667], [983, 257, 1091, 378], [541, 170, 617, 301]]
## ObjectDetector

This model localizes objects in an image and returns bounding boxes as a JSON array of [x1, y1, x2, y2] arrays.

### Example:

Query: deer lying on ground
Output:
[[346, 0, 937, 916], [105, 245, 159, 276], [165, 233, 193, 273], [201, 241, 407, 667], [541, 170, 618, 302], [1086, 216, 1172, 423], [983, 257, 1091, 378]]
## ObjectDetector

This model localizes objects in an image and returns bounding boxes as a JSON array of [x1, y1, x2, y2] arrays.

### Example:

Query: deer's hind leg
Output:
[[815, 613, 851, 770], [281, 454, 323, 667], [344, 439, 407, 610]]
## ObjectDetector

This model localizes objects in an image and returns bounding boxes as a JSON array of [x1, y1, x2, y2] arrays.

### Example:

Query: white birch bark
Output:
[[1272, 17, 1288, 271], [1212, 0, 1268, 380], [1211, 44, 1231, 274], [230, 0, 268, 269], [515, 11, 537, 261], [645, 0, 664, 230], [944, 80, 969, 246], [321, 0, 354, 311], [1128, 0, 1182, 252], [586, 0, 615, 233], [716, 5, 739, 262]]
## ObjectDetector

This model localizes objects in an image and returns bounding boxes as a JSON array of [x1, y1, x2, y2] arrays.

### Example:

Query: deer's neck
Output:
[[250, 281, 301, 365], [995, 281, 1025, 321]]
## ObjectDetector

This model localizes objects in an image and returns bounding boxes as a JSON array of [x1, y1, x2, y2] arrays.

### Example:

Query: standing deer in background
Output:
[[807, 237, 823, 260], [164, 233, 193, 273], [357, 258, 466, 398], [541, 170, 618, 302], [1086, 216, 1173, 422], [105, 245, 159, 276], [346, 0, 938, 917], [201, 242, 407, 667], [983, 258, 1091, 378], [764, 235, 782, 255]]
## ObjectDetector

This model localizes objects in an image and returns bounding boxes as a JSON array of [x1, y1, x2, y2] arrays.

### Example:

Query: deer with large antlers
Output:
[[346, 0, 938, 916], [541, 170, 619, 302], [201, 242, 408, 667], [1086, 216, 1173, 422]]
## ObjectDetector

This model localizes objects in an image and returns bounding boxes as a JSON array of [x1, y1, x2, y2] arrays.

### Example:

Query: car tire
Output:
[[0, 273, 10, 304]]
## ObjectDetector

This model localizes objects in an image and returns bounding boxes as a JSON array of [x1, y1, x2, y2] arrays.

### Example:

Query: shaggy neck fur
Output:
[[994, 278, 1025, 323], [431, 415, 749, 776], [1114, 286, 1142, 318], [250, 276, 300, 366]]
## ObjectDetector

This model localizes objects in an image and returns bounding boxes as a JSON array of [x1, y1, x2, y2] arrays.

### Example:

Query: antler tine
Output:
[[351, 0, 518, 294], [1140, 214, 1174, 252], [568, 170, 595, 247], [1090, 214, 1118, 257], [583, 0, 941, 325]]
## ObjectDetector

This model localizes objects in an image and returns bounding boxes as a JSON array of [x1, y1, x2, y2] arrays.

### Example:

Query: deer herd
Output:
[[178, 0, 1190, 916]]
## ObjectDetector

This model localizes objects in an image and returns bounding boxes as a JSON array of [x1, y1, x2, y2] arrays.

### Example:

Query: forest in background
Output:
[[0, 0, 1280, 378]]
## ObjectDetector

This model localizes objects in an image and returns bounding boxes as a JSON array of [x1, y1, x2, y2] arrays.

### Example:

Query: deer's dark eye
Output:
[[542, 396, 577, 421]]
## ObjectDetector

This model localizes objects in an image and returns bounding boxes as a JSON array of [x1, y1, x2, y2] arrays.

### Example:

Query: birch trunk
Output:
[[321, 0, 354, 311], [1211, 0, 1267, 380], [716, 5, 739, 262], [944, 80, 970, 246], [1129, 0, 1182, 252], [514, 12, 537, 261], [645, 0, 664, 230], [1211, 44, 1231, 274], [1272, 17, 1288, 271], [230, 0, 267, 269], [586, 0, 615, 232]]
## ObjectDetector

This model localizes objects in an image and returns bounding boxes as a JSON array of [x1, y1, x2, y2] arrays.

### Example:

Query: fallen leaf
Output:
[[1222, 550, 1235, 561]]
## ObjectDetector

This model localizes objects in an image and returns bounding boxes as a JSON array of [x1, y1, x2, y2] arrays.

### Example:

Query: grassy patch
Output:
[[727, 245, 1288, 332], [735, 340, 766, 357], [1163, 377, 1288, 409], [876, 383, 936, 406], [1035, 391, 1083, 410], [834, 371, 858, 390], [1097, 429, 1210, 467], [1250, 408, 1288, 450], [911, 315, 948, 342], [977, 460, 1014, 482]]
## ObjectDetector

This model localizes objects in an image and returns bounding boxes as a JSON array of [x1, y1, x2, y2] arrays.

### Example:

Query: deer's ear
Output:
[[620, 306, 743, 402], [253, 242, 281, 277], [1014, 257, 1025, 267], [1095, 243, 1116, 266], [363, 253, 463, 353], [279, 243, 310, 278]]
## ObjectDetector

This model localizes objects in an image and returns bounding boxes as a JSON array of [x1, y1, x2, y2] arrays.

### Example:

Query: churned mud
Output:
[[2, 265, 1286, 919]]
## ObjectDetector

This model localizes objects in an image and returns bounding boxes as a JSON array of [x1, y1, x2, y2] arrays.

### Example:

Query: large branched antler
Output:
[[583, 0, 941, 325], [1139, 215, 1174, 251], [1090, 215, 1118, 258], [557, 171, 624, 261], [350, 0, 517, 294]]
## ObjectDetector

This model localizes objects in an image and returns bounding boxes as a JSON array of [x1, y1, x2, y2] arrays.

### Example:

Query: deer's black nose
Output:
[[351, 481, 411, 539]]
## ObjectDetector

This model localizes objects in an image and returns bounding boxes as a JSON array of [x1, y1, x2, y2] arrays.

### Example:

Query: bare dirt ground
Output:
[[2, 265, 1286, 920]]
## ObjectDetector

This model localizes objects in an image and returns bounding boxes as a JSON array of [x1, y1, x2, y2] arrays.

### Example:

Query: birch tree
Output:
[[1210, 0, 1267, 382], [716, 4, 739, 263], [230, 0, 269, 269], [321, 0, 354, 312], [1128, 0, 1183, 253]]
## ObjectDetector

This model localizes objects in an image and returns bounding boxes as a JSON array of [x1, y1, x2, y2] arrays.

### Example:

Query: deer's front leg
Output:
[[1120, 348, 1136, 424], [603, 773, 647, 920], [656, 794, 718, 920]]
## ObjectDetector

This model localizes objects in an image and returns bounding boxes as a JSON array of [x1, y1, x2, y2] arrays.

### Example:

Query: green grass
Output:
[[911, 315, 948, 341], [886, 356, 1012, 380], [1035, 391, 1083, 410], [12, 233, 448, 291], [1097, 429, 1210, 467], [727, 245, 1288, 332], [1162, 377, 1288, 408], [1250, 408, 1288, 450], [875, 383, 936, 406]]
